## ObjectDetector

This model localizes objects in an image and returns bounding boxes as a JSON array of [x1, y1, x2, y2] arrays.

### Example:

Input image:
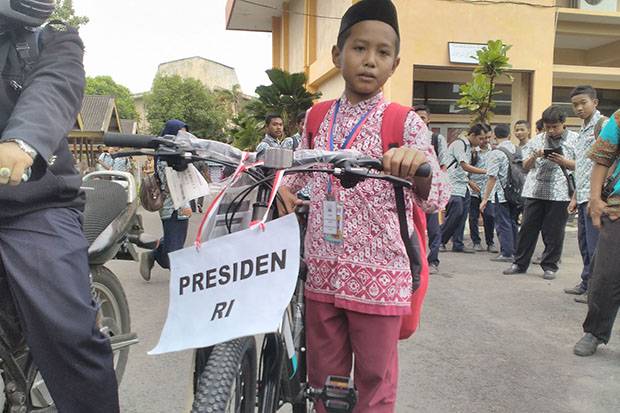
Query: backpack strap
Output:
[[446, 139, 467, 169], [380, 102, 411, 152], [305, 100, 335, 149], [14, 26, 43, 78]]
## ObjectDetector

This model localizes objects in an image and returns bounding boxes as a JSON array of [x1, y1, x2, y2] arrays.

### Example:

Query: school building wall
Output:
[[228, 0, 620, 132]]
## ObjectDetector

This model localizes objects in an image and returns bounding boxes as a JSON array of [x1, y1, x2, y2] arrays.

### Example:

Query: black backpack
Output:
[[496, 146, 526, 208], [431, 132, 439, 159]]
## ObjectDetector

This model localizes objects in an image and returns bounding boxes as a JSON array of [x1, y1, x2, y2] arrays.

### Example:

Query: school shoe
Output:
[[573, 333, 603, 357], [575, 295, 588, 304], [543, 270, 556, 280], [140, 251, 155, 282], [533, 255, 561, 265], [503, 264, 525, 275], [491, 255, 513, 263], [564, 284, 587, 295], [452, 246, 475, 254], [473, 243, 484, 252], [487, 244, 499, 253]]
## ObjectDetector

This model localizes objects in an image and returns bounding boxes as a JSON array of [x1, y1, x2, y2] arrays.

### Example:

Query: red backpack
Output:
[[305, 100, 429, 339]]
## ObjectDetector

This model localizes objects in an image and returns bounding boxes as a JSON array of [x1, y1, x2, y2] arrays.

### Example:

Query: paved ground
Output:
[[113, 210, 620, 412]]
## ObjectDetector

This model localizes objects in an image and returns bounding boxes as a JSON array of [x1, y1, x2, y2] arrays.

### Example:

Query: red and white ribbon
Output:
[[195, 152, 252, 249], [249, 169, 286, 232]]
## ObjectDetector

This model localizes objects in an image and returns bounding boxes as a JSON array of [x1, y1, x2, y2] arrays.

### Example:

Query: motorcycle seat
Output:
[[82, 180, 128, 246]]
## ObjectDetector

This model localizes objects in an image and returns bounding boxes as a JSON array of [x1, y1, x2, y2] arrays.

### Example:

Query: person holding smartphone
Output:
[[503, 106, 577, 280]]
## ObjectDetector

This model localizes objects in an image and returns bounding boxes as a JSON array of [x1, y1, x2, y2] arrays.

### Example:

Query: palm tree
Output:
[[246, 69, 321, 136]]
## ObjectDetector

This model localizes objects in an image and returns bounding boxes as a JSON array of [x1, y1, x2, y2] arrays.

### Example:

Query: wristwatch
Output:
[[5, 139, 38, 160]]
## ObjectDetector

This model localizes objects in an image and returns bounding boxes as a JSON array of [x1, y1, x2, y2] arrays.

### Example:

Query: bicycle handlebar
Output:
[[103, 133, 173, 149], [103, 131, 432, 181]]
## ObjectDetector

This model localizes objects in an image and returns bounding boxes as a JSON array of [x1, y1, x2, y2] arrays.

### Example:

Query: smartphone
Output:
[[543, 147, 562, 157]]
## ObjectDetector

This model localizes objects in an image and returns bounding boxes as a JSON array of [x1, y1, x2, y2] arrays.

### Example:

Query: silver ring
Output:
[[0, 167, 11, 178]]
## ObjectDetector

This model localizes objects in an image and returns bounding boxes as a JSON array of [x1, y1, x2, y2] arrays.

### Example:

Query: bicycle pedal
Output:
[[321, 376, 357, 413]]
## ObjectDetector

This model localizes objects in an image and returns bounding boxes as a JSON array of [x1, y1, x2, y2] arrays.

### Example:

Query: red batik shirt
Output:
[[284, 93, 450, 316]]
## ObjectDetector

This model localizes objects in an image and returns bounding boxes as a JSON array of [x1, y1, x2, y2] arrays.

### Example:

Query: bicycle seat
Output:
[[82, 180, 128, 245]]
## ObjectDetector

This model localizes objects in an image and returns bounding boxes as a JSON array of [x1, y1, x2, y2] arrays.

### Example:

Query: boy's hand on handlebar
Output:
[[0, 142, 33, 186], [383, 147, 428, 180], [277, 186, 302, 216]]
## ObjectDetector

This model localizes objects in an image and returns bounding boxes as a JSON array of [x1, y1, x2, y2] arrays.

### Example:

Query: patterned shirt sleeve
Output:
[[452, 139, 468, 165], [404, 112, 450, 212], [589, 111, 620, 167], [486, 150, 502, 178], [281, 137, 294, 150], [255, 141, 269, 154]]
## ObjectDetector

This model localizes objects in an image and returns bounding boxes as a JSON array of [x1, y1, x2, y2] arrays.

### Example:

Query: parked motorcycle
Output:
[[0, 170, 153, 411]]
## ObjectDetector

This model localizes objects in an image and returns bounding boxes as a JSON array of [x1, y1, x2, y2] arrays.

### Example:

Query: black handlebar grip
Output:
[[415, 163, 432, 178], [103, 133, 159, 149]]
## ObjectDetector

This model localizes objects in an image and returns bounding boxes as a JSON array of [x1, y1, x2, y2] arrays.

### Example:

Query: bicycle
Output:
[[103, 131, 430, 413]]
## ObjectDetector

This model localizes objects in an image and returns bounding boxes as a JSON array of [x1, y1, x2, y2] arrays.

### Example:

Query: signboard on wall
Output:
[[448, 42, 486, 64]]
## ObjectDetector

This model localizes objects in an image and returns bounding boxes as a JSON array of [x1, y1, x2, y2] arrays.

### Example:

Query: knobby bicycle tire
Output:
[[192, 337, 257, 413]]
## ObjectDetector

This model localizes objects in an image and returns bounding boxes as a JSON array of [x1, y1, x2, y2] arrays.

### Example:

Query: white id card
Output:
[[323, 200, 344, 244]]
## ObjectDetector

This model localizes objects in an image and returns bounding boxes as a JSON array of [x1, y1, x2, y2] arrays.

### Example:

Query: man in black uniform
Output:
[[0, 1, 119, 411]]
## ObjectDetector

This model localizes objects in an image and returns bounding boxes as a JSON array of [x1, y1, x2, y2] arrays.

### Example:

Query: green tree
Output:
[[51, 0, 89, 28], [246, 69, 321, 136], [457, 40, 512, 124], [145, 75, 231, 140], [230, 112, 263, 151], [215, 84, 247, 116], [85, 76, 138, 120]]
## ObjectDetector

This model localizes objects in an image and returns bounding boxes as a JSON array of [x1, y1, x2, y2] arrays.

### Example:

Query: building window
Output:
[[413, 81, 512, 116], [553, 87, 620, 118]]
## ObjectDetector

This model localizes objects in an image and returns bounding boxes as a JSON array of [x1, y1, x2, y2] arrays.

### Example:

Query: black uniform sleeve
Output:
[[1, 26, 85, 164]]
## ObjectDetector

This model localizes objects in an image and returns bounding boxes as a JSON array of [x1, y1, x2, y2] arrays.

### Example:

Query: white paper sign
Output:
[[448, 42, 485, 64], [165, 164, 211, 209], [149, 213, 300, 355]]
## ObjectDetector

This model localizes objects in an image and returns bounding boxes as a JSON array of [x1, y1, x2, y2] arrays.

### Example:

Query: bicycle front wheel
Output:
[[191, 337, 257, 413], [257, 334, 283, 413]]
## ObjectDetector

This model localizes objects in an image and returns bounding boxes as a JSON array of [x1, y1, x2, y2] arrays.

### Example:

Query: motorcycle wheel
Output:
[[192, 337, 257, 413], [91, 265, 132, 383]]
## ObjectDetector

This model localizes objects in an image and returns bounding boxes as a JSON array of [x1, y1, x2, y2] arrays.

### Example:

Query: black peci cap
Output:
[[338, 0, 400, 40]]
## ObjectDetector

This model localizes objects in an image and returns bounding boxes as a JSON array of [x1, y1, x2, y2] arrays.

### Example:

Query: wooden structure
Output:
[[68, 95, 137, 169]]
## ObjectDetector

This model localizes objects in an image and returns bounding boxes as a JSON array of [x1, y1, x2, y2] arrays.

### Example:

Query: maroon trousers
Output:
[[306, 299, 401, 413]]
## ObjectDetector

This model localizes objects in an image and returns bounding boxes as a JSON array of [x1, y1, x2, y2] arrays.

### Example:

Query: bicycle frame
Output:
[[102, 132, 429, 413]]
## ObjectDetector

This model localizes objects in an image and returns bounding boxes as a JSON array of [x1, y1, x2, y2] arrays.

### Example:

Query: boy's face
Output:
[[480, 132, 492, 149], [297, 119, 305, 133], [571, 93, 598, 120], [416, 110, 430, 125], [266, 118, 284, 139], [469, 132, 483, 147], [514, 124, 529, 142], [544, 122, 565, 139], [332, 20, 400, 102]]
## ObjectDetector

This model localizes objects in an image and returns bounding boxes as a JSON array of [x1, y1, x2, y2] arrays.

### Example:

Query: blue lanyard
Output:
[[326, 99, 376, 194], [328, 100, 375, 151]]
